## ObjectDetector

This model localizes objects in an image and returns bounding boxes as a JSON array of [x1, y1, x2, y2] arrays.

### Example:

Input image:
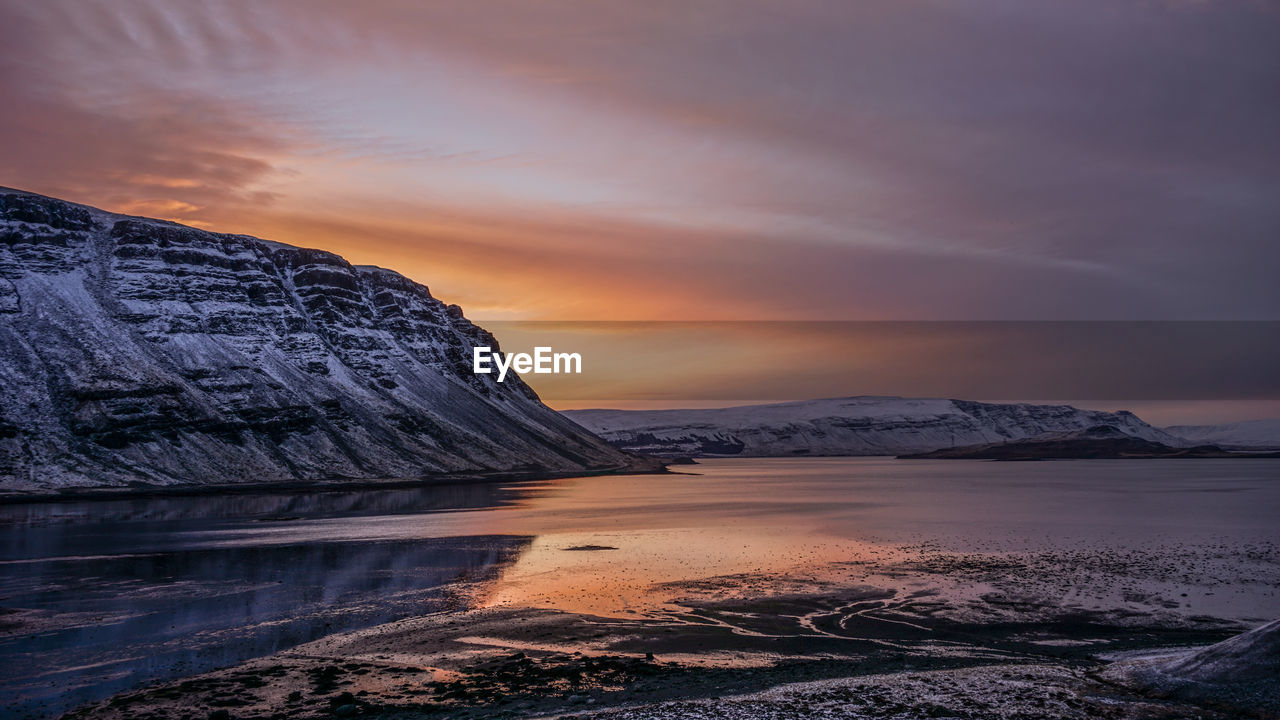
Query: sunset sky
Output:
[[4, 0, 1278, 322], [2, 2, 1278, 421]]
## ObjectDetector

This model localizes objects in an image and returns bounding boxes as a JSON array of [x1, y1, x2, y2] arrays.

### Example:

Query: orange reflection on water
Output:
[[460, 457, 1280, 621], [464, 464, 898, 618], [480, 526, 873, 618]]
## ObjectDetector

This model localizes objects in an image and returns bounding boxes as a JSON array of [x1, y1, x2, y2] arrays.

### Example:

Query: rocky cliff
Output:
[[565, 396, 1184, 457], [0, 188, 636, 491]]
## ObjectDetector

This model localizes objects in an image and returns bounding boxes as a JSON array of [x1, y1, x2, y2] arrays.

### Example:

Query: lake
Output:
[[3, 457, 1278, 718]]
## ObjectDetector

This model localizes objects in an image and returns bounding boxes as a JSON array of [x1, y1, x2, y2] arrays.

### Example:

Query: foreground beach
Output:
[[60, 536, 1272, 719], [5, 458, 1277, 719]]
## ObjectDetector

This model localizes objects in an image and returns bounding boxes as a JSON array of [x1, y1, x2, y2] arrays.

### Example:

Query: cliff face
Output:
[[0, 189, 633, 491], [565, 396, 1184, 457]]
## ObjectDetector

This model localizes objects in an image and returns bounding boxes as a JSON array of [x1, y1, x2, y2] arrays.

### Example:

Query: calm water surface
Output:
[[2, 457, 1278, 717]]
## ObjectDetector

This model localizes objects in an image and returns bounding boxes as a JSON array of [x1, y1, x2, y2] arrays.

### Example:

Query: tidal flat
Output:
[[3, 458, 1278, 719]]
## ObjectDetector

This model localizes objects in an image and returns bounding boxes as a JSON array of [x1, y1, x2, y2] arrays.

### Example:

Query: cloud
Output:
[[0, 2, 307, 224], [1, 0, 1277, 320]]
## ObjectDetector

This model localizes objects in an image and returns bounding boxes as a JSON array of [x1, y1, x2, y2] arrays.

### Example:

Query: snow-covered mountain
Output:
[[1165, 419, 1280, 449], [901, 424, 1232, 460], [0, 189, 639, 491], [565, 396, 1183, 457]]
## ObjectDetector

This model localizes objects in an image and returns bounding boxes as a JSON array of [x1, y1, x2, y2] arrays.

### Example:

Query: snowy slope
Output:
[[1164, 419, 1280, 449], [1114, 619, 1280, 713], [0, 188, 636, 491], [565, 396, 1183, 457]]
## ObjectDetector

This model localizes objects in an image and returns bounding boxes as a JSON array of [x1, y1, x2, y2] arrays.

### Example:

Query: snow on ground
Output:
[[566, 396, 1182, 457]]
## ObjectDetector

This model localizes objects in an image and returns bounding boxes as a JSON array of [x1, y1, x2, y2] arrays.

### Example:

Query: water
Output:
[[2, 457, 1278, 717], [0, 482, 534, 718]]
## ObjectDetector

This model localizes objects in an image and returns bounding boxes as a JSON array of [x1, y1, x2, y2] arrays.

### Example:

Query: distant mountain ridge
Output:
[[1165, 419, 1280, 449], [899, 425, 1270, 460], [0, 188, 639, 491], [565, 396, 1184, 458]]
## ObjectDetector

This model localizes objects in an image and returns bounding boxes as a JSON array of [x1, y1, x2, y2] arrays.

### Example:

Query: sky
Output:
[[1, 1, 1277, 420]]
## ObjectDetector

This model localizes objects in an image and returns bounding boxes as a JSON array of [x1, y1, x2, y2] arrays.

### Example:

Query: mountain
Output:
[[564, 396, 1183, 458], [898, 425, 1260, 460], [0, 188, 643, 492], [1165, 419, 1280, 449]]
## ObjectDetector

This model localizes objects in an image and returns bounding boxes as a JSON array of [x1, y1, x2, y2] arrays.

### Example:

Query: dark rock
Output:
[[1119, 618, 1280, 714]]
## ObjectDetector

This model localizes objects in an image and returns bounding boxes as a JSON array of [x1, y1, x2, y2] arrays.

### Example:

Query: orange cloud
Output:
[[3, 0, 1278, 329]]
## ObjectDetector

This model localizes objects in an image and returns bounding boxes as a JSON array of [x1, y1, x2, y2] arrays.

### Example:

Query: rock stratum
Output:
[[565, 396, 1185, 458], [0, 188, 637, 492]]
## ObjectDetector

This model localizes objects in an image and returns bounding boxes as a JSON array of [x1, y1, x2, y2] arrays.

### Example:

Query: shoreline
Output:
[[10, 452, 1279, 504], [0, 458, 670, 506]]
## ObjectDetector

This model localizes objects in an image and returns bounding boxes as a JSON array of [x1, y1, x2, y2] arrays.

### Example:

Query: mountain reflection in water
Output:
[[0, 482, 535, 718]]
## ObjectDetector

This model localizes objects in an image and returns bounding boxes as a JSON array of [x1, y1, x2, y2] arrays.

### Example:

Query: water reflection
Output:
[[0, 483, 534, 719], [0, 480, 533, 533], [3, 458, 1279, 718]]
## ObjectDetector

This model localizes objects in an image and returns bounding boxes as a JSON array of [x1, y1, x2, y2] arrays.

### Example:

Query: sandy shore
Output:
[[58, 535, 1277, 720]]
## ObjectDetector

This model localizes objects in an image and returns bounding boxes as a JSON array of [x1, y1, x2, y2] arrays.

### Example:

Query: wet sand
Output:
[[6, 458, 1278, 718], [61, 534, 1274, 719]]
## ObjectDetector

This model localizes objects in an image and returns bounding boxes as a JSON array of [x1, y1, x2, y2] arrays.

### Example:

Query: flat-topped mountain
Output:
[[565, 396, 1184, 458], [0, 189, 639, 491]]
